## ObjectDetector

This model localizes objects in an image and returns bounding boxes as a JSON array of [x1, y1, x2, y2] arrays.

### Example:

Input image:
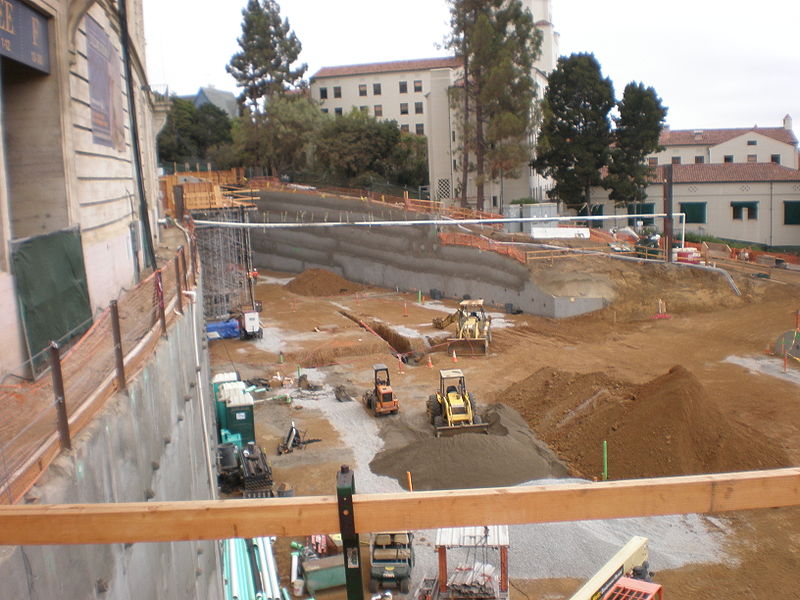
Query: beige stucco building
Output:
[[0, 0, 162, 375], [309, 0, 558, 212], [590, 117, 800, 247]]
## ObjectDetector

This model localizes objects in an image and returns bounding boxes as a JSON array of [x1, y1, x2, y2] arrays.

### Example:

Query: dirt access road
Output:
[[211, 259, 800, 599]]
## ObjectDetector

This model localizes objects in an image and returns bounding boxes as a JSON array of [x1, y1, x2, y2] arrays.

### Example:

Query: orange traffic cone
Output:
[[451, 349, 458, 363], [403, 302, 408, 317], [427, 354, 433, 368]]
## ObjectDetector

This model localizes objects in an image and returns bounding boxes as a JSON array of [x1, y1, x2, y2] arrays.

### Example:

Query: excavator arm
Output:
[[432, 310, 458, 330]]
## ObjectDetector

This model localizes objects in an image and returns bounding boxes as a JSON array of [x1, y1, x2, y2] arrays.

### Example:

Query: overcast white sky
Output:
[[143, 0, 800, 131]]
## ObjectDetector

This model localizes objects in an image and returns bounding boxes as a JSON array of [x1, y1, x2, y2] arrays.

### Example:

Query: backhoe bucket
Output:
[[447, 337, 489, 356], [434, 421, 490, 438]]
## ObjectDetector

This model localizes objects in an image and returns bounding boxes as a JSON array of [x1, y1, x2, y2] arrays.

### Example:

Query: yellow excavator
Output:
[[426, 369, 488, 437], [431, 299, 492, 355]]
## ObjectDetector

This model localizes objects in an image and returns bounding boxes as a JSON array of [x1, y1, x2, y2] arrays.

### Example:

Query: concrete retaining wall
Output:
[[251, 191, 605, 318], [0, 297, 221, 600]]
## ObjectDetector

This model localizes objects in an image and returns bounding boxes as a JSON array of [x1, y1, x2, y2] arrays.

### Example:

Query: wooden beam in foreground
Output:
[[0, 468, 798, 546]]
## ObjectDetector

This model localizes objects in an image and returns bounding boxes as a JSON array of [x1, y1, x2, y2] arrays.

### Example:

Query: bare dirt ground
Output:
[[210, 258, 800, 599]]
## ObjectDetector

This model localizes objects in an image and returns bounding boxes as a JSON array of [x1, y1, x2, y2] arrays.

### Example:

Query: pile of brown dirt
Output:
[[369, 404, 568, 490], [501, 365, 790, 480], [286, 269, 366, 296]]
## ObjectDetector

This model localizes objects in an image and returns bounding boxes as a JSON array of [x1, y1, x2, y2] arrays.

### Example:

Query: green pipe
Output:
[[602, 440, 608, 481], [418, 290, 422, 303]]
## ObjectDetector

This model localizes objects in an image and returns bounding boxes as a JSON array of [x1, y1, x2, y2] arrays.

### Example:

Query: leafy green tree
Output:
[[194, 103, 233, 158], [262, 96, 325, 175], [231, 110, 272, 169], [157, 98, 200, 164], [227, 0, 306, 114], [447, 0, 541, 211], [315, 110, 400, 181], [389, 132, 429, 188], [605, 82, 668, 208], [157, 98, 233, 165], [533, 53, 615, 209]]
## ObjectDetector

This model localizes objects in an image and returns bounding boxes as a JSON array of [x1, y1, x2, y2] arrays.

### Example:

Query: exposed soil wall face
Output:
[[0, 298, 221, 600], [251, 191, 605, 318]]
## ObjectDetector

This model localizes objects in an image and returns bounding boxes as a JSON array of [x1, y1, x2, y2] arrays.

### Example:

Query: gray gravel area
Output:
[[279, 364, 734, 593]]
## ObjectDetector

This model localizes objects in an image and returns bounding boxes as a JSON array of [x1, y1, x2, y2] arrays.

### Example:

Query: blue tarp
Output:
[[207, 318, 240, 340]]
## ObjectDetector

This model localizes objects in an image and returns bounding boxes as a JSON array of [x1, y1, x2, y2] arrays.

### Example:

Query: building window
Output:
[[747, 139, 757, 146], [321, 108, 328, 114], [647, 157, 657, 167], [333, 86, 341, 98], [358, 84, 367, 96], [400, 124, 409, 133], [680, 202, 707, 224], [771, 154, 781, 164], [413, 80, 422, 92], [359, 106, 368, 113], [416, 123, 425, 135], [399, 81, 408, 93], [694, 156, 704, 164], [334, 107, 342, 116], [732, 202, 758, 220], [628, 202, 655, 226], [373, 83, 381, 95], [671, 156, 681, 165], [724, 155, 734, 163], [747, 154, 757, 163], [453, 159, 457, 169], [492, 196, 498, 208], [400, 103, 409, 115], [452, 131, 456, 142], [415, 102, 423, 114], [319, 87, 328, 100], [785, 201, 800, 225], [374, 104, 383, 117]]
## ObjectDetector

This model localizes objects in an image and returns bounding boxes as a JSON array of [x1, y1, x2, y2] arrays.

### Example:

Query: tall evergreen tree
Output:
[[605, 82, 668, 208], [226, 0, 306, 114], [447, 0, 540, 211], [533, 53, 614, 210]]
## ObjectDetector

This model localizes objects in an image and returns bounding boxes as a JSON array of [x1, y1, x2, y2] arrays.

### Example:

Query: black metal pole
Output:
[[664, 164, 674, 262], [49, 342, 71, 451], [336, 465, 364, 600], [175, 256, 183, 315], [110, 300, 126, 391], [155, 271, 167, 336]]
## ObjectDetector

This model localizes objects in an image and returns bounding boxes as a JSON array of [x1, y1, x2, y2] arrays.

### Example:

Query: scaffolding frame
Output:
[[192, 207, 257, 320]]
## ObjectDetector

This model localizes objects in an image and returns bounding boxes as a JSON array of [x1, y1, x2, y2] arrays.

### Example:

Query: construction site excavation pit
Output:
[[210, 266, 800, 599]]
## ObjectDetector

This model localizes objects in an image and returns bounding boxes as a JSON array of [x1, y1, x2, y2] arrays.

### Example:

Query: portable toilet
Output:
[[224, 388, 255, 445], [216, 379, 245, 442]]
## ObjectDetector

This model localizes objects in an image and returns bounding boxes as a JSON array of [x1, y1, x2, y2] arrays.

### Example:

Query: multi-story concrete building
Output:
[[309, 0, 558, 211], [0, 0, 163, 375]]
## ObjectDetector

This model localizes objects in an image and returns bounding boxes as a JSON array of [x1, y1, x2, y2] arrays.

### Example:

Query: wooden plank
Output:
[[0, 469, 799, 545]]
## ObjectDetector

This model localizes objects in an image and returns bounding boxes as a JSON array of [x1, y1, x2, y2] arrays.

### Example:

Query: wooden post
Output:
[[155, 271, 167, 336], [175, 256, 183, 315], [437, 546, 448, 594], [178, 246, 188, 289], [499, 546, 509, 593], [49, 342, 71, 451], [110, 300, 126, 391]]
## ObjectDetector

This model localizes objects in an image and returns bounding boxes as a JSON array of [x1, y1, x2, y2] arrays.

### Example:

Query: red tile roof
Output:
[[311, 57, 462, 79], [660, 127, 798, 147], [653, 163, 800, 184]]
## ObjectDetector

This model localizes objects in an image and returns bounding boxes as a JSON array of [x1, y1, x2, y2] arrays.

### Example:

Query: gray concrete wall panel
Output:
[[0, 299, 220, 600]]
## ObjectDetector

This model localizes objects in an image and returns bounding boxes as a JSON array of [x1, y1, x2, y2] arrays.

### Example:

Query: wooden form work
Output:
[[0, 468, 799, 546]]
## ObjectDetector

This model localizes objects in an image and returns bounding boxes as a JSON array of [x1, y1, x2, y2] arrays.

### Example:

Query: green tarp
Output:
[[11, 227, 92, 369]]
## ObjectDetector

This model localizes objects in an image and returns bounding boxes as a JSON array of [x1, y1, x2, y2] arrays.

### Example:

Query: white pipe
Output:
[[230, 539, 240, 600], [261, 536, 281, 600], [188, 280, 217, 500], [193, 213, 688, 230]]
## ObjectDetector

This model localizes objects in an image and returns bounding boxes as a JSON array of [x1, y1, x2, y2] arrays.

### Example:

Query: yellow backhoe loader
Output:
[[431, 299, 492, 355], [426, 369, 488, 437]]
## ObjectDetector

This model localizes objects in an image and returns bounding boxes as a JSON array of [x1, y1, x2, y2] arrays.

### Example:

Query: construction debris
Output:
[[277, 422, 322, 455]]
